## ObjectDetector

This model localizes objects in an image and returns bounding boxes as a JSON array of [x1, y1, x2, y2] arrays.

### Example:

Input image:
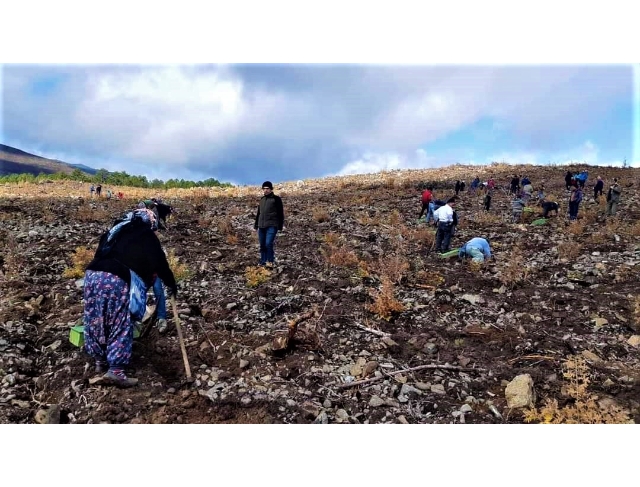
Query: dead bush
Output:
[[1, 234, 26, 278], [321, 244, 359, 268], [567, 220, 587, 236], [557, 240, 583, 260], [245, 265, 272, 287], [386, 209, 402, 226], [366, 276, 405, 321], [355, 213, 378, 226], [322, 231, 342, 246], [217, 216, 234, 235], [407, 226, 436, 248], [167, 249, 191, 281], [524, 356, 633, 424], [587, 232, 606, 245], [497, 246, 530, 288], [62, 246, 95, 278], [373, 254, 410, 284], [312, 209, 330, 223]]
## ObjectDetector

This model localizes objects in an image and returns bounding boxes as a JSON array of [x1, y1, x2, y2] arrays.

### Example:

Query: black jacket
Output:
[[254, 193, 284, 230], [87, 219, 177, 292]]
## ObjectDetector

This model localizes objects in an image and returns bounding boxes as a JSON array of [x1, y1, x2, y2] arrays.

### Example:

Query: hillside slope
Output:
[[0, 144, 97, 176], [0, 163, 638, 424]]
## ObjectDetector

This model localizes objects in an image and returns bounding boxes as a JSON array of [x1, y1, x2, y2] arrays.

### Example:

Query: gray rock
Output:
[[505, 374, 536, 408], [423, 343, 438, 355], [369, 395, 385, 407], [431, 384, 446, 395], [335, 409, 349, 423], [461, 294, 485, 305], [34, 405, 61, 424], [314, 412, 329, 424], [460, 404, 473, 413]]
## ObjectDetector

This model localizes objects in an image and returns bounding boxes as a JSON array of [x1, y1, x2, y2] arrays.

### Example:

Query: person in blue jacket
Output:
[[458, 237, 494, 263]]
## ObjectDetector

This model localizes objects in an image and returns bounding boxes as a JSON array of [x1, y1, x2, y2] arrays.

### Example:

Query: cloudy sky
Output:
[[1, 64, 639, 185]]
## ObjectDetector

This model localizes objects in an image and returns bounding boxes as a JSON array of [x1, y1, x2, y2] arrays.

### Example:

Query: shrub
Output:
[[366, 276, 405, 321], [62, 246, 95, 278], [167, 249, 191, 281], [245, 265, 271, 288], [523, 356, 633, 424]]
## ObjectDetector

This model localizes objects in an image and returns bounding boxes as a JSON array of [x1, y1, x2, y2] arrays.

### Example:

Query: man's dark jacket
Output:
[[254, 193, 284, 230]]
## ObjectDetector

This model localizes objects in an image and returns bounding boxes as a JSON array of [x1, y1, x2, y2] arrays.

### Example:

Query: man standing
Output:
[[594, 176, 604, 201], [606, 178, 622, 216], [458, 237, 494, 263], [96, 184, 102, 197], [254, 181, 284, 266], [510, 175, 520, 194], [569, 186, 583, 221], [564, 171, 573, 191], [433, 197, 457, 253]]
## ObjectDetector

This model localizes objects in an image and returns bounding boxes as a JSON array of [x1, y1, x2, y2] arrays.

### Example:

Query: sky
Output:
[[1, 63, 639, 185]]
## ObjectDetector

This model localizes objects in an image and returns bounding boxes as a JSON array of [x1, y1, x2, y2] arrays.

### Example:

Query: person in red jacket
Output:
[[418, 186, 433, 219]]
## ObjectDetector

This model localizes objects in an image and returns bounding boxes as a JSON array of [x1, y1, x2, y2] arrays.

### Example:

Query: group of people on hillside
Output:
[[417, 170, 626, 266], [90, 184, 122, 200], [82, 181, 285, 387]]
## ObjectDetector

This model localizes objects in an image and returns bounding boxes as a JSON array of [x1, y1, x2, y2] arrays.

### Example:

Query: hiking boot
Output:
[[95, 361, 108, 374], [157, 319, 168, 334], [103, 370, 139, 388]]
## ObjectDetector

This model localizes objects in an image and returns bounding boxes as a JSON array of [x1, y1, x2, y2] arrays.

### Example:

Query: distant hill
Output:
[[0, 144, 97, 177]]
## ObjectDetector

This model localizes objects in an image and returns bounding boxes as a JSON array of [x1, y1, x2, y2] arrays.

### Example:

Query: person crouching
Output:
[[82, 212, 177, 387]]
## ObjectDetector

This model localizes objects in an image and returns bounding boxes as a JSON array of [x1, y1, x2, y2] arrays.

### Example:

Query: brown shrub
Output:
[[373, 254, 410, 284], [497, 246, 530, 288], [62, 246, 95, 278], [366, 276, 405, 321], [524, 356, 633, 424], [313, 209, 330, 223], [566, 220, 587, 236], [557, 240, 583, 260], [321, 244, 359, 268]]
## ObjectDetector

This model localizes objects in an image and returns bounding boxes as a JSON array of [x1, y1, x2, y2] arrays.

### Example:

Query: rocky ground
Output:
[[1, 164, 639, 424]]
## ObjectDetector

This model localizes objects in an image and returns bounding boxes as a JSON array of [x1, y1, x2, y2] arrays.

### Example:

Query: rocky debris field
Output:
[[1, 164, 639, 424]]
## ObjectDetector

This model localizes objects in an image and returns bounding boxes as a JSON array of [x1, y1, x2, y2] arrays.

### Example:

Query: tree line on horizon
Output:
[[0, 168, 234, 189]]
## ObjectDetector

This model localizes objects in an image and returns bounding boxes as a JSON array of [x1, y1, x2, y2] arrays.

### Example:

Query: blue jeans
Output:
[[258, 227, 278, 264], [425, 203, 435, 224], [153, 277, 166, 320]]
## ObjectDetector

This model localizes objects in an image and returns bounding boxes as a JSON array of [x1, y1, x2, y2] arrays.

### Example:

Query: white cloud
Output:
[[2, 65, 635, 183], [334, 148, 443, 176]]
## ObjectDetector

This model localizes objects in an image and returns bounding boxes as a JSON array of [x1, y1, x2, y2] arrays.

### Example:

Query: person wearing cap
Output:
[[254, 181, 285, 266]]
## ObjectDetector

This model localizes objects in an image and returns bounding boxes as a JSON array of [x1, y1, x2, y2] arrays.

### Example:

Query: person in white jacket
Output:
[[433, 197, 457, 253]]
